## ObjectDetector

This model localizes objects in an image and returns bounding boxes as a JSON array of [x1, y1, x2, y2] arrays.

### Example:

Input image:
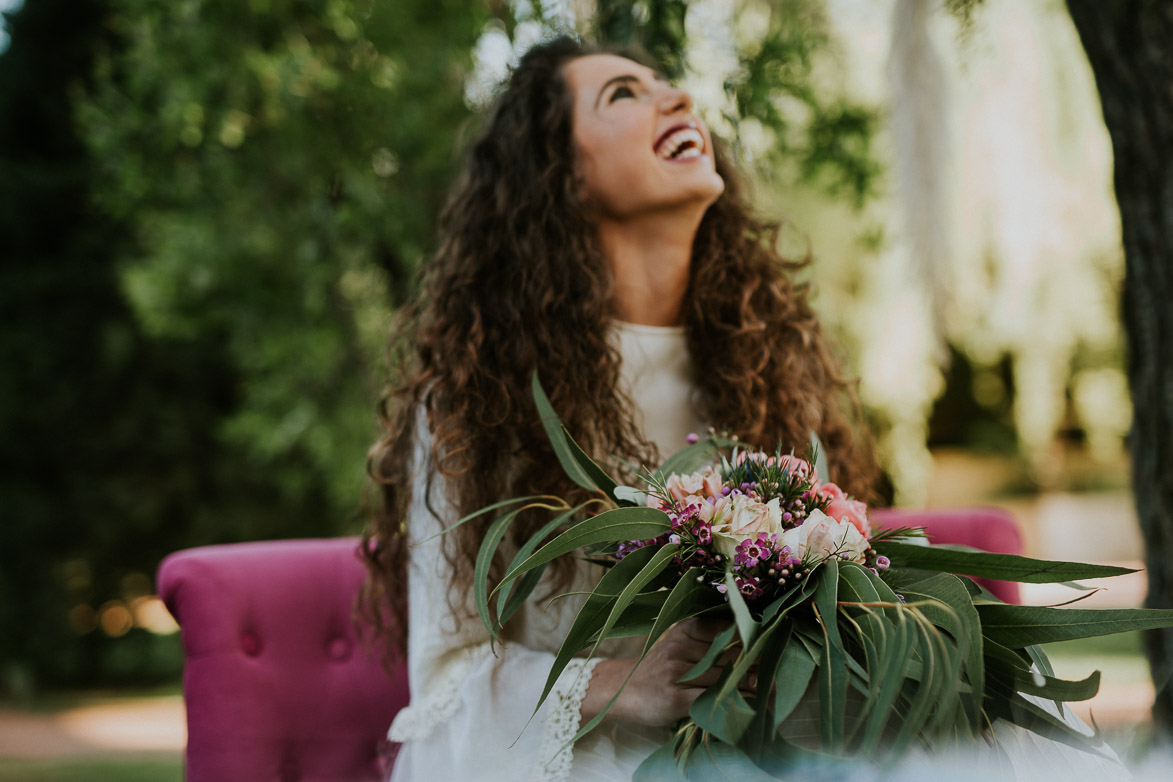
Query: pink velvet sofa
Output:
[[157, 509, 1020, 782]]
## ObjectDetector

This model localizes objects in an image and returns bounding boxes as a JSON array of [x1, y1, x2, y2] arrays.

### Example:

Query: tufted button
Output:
[[240, 633, 261, 657], [327, 637, 351, 661], [279, 757, 300, 782]]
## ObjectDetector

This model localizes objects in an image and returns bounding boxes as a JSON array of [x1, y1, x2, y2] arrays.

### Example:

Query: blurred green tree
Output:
[[0, 0, 485, 691], [79, 0, 488, 513]]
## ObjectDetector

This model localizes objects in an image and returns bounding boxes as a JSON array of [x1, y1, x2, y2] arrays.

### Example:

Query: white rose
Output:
[[709, 494, 783, 559], [782, 509, 868, 564]]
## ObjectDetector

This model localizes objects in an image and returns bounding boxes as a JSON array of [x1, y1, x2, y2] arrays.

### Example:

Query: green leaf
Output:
[[1014, 668, 1101, 702], [874, 541, 1137, 584], [683, 741, 777, 782], [723, 571, 758, 646], [812, 560, 847, 752], [690, 685, 756, 745], [588, 545, 681, 660], [653, 435, 738, 482], [897, 571, 984, 730], [417, 494, 552, 544], [473, 505, 528, 641], [497, 506, 670, 588], [679, 623, 738, 683], [977, 604, 1173, 647], [536, 545, 680, 735], [632, 741, 686, 782], [532, 547, 660, 722], [495, 502, 589, 627], [772, 635, 818, 729], [643, 569, 722, 658], [531, 371, 617, 497]]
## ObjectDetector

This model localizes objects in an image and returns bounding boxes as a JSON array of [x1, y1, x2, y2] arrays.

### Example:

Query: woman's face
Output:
[[563, 54, 725, 220]]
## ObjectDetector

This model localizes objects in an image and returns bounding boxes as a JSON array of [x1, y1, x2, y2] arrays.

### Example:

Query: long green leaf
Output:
[[653, 435, 739, 483], [497, 506, 670, 589], [723, 571, 758, 646], [875, 541, 1137, 584], [772, 635, 818, 729], [683, 741, 777, 782], [588, 545, 681, 660], [643, 569, 721, 659], [417, 493, 552, 544], [531, 371, 616, 496], [632, 741, 686, 782], [473, 505, 527, 641], [495, 503, 589, 627], [813, 560, 847, 752], [679, 624, 737, 683], [897, 571, 984, 730], [978, 604, 1173, 647], [690, 684, 755, 745], [1015, 669, 1101, 702], [534, 545, 680, 729], [531, 547, 659, 723]]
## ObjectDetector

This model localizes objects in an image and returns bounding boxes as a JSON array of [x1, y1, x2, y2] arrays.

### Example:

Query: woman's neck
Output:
[[597, 210, 701, 327]]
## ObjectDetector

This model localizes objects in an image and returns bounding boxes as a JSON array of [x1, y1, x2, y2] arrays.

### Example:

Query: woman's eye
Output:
[[609, 84, 636, 102]]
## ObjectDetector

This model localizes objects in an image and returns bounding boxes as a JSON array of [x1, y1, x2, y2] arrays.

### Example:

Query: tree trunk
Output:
[[1066, 0, 1173, 735]]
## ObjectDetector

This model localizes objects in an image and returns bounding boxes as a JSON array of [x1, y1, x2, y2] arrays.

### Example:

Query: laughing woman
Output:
[[361, 36, 882, 781]]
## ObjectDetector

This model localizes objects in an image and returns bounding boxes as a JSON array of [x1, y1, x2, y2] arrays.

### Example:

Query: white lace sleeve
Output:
[[386, 415, 603, 782], [530, 657, 602, 782]]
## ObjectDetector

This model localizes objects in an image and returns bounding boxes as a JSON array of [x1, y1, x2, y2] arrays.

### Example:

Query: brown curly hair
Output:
[[359, 36, 882, 659]]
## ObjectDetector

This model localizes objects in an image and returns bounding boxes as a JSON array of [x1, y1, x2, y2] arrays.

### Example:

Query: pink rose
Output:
[[822, 485, 871, 539], [778, 454, 817, 485]]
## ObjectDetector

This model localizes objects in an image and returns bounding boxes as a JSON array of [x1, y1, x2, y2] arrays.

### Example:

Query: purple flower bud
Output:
[[876, 555, 890, 571], [687, 432, 699, 444]]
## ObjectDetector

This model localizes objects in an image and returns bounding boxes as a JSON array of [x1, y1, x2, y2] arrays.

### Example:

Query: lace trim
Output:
[[386, 641, 491, 743], [529, 657, 602, 782]]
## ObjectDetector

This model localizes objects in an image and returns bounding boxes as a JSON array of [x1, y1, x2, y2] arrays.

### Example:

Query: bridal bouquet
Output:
[[457, 374, 1173, 777]]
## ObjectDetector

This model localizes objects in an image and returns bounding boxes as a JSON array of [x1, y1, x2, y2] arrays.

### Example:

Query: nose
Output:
[[658, 84, 693, 115]]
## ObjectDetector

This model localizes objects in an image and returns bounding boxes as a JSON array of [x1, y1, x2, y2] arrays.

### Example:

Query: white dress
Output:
[[387, 321, 703, 782], [387, 321, 1132, 782]]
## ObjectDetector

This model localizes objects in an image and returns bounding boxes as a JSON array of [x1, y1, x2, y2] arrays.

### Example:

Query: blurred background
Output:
[[1, 0, 1167, 779]]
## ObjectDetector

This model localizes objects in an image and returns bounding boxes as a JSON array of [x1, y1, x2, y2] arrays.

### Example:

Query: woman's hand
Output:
[[579, 617, 736, 727]]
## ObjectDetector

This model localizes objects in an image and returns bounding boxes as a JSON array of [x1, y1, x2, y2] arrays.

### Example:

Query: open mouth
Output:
[[654, 123, 706, 161]]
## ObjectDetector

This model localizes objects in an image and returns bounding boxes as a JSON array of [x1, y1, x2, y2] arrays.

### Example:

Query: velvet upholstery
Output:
[[873, 506, 1023, 604], [158, 538, 408, 782], [158, 510, 1020, 781]]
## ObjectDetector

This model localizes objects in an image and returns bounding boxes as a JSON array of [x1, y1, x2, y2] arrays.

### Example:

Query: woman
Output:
[[361, 35, 881, 781]]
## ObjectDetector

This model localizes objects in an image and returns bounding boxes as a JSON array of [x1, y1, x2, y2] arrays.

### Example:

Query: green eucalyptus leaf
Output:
[[813, 560, 847, 752], [690, 684, 756, 745], [654, 435, 738, 483], [632, 741, 686, 782], [497, 506, 670, 589], [531, 371, 617, 497], [773, 635, 818, 729], [978, 604, 1173, 647], [496, 502, 589, 628], [679, 623, 738, 684], [531, 546, 659, 722], [683, 740, 777, 782], [473, 505, 528, 641], [723, 571, 758, 646], [875, 541, 1137, 584]]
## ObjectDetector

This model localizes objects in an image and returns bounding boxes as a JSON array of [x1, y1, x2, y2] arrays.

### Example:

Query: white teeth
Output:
[[656, 127, 705, 160]]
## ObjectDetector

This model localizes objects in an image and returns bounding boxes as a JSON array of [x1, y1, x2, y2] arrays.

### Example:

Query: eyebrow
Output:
[[594, 72, 669, 109]]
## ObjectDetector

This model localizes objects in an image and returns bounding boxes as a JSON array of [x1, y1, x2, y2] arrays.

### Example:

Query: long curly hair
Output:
[[359, 36, 882, 659]]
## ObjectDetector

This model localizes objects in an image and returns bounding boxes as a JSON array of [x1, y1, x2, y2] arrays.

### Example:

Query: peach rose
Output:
[[819, 482, 871, 538]]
